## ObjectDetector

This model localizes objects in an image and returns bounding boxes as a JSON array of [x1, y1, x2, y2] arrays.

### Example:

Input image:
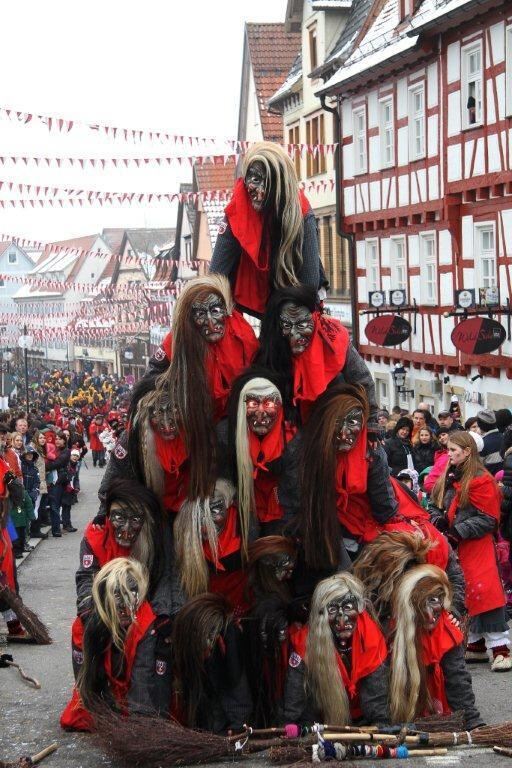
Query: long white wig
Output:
[[306, 573, 366, 725], [235, 378, 282, 553], [174, 479, 236, 598], [390, 564, 452, 723]]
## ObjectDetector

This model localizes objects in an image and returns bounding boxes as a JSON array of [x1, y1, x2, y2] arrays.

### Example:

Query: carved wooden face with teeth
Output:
[[245, 388, 282, 437], [279, 302, 315, 356], [334, 408, 364, 452], [191, 293, 227, 343]]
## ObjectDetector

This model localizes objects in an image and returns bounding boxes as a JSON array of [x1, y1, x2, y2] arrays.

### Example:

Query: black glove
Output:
[[91, 512, 106, 527], [430, 510, 449, 533]]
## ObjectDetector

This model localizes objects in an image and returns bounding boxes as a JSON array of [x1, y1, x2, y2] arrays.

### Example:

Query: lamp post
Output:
[[18, 325, 33, 413], [392, 364, 406, 408]]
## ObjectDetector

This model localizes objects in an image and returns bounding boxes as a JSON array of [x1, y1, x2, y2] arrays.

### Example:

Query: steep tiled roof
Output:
[[193, 159, 236, 193], [0, 241, 13, 258], [125, 228, 175, 257], [312, 0, 374, 78], [268, 52, 303, 107], [246, 23, 301, 141], [101, 228, 126, 254]]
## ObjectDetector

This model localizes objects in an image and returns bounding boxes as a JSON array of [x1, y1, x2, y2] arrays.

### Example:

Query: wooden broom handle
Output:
[[30, 743, 58, 764]]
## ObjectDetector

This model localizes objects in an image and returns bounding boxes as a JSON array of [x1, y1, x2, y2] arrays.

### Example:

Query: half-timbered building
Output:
[[318, 0, 512, 416]]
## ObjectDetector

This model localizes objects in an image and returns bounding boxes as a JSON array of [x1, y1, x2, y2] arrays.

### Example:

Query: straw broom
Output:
[[325, 721, 512, 749], [0, 586, 52, 645]]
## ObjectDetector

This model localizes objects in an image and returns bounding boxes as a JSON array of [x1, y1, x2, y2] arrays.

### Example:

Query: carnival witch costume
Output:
[[209, 142, 324, 317]]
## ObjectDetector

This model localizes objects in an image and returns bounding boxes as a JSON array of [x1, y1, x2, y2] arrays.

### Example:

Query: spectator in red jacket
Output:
[[89, 414, 107, 468]]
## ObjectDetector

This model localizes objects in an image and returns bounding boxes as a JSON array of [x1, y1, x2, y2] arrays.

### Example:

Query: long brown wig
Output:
[[431, 430, 486, 509], [389, 565, 451, 723], [299, 384, 370, 569], [133, 275, 233, 501], [353, 531, 433, 621], [242, 142, 303, 289], [171, 593, 231, 727], [248, 535, 297, 602]]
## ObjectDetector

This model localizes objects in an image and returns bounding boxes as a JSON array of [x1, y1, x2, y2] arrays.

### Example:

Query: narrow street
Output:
[[0, 463, 511, 767]]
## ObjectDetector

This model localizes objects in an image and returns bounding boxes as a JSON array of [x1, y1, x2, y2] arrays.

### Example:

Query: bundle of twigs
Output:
[[0, 743, 58, 767], [325, 721, 512, 749], [93, 708, 236, 766], [413, 711, 465, 732], [269, 745, 309, 764], [0, 586, 52, 645]]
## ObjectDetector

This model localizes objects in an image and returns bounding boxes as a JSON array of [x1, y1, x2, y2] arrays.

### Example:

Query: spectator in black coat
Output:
[[412, 426, 438, 474], [59, 449, 81, 533], [384, 416, 414, 477], [500, 427, 512, 541], [477, 409, 503, 475], [437, 410, 464, 433], [45, 431, 71, 538], [496, 408, 512, 434]]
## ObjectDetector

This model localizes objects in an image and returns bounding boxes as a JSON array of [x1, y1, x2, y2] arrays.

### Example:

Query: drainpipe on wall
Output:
[[320, 93, 359, 349]]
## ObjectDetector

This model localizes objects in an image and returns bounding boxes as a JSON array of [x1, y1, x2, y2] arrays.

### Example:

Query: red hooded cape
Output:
[[60, 601, 156, 732], [161, 310, 258, 420], [448, 473, 505, 616], [289, 611, 387, 720], [225, 178, 311, 315], [421, 611, 464, 716], [292, 313, 349, 421]]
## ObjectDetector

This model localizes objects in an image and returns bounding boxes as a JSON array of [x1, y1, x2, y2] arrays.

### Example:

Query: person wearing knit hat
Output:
[[384, 416, 413, 477], [477, 409, 503, 476]]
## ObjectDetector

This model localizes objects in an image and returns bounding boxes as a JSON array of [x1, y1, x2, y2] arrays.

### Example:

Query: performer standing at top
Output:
[[209, 142, 324, 317]]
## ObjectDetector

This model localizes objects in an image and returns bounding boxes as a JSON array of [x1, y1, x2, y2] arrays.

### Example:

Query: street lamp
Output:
[[392, 364, 414, 405]]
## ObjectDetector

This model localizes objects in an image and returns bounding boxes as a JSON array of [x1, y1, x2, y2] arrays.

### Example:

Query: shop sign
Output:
[[364, 314, 412, 347]]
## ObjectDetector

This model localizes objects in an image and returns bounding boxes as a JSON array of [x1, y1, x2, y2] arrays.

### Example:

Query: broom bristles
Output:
[[92, 706, 234, 766], [413, 710, 465, 732], [0, 587, 52, 645]]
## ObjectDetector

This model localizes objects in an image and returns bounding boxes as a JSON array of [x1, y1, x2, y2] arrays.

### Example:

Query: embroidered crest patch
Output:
[[154, 346, 166, 362], [114, 443, 127, 460], [218, 218, 227, 235], [155, 659, 167, 676], [82, 554, 94, 569], [288, 652, 302, 668], [72, 649, 84, 665]]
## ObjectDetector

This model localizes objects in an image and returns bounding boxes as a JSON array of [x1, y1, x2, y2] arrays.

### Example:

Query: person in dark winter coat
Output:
[[59, 449, 81, 533], [499, 427, 512, 541], [20, 444, 40, 507], [45, 432, 71, 538], [412, 426, 438, 474], [384, 417, 413, 477], [477, 409, 503, 475]]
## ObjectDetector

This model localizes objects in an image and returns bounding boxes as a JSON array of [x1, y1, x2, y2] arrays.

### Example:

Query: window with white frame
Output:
[[390, 237, 407, 291], [475, 224, 496, 289], [353, 107, 367, 174], [8, 250, 17, 264], [379, 97, 394, 168], [408, 85, 425, 161], [462, 42, 483, 127], [366, 239, 380, 293], [506, 26, 512, 117], [420, 233, 437, 305]]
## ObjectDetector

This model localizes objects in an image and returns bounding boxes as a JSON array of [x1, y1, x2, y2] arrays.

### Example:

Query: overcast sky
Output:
[[0, 0, 288, 242]]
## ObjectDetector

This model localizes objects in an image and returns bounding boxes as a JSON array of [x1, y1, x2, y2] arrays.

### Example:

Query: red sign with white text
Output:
[[364, 315, 412, 347]]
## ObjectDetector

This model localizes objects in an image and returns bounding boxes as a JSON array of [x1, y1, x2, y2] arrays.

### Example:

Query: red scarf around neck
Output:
[[421, 611, 463, 716], [292, 313, 349, 415], [154, 431, 188, 477], [202, 505, 241, 571], [225, 178, 311, 314], [249, 412, 286, 477], [84, 519, 132, 567], [104, 601, 156, 709], [335, 426, 371, 538], [447, 472, 501, 525]]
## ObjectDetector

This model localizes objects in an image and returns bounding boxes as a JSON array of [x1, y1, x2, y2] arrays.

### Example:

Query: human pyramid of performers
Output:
[[60, 142, 503, 748]]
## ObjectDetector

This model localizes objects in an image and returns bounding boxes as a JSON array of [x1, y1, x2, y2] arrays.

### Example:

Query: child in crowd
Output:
[[59, 449, 81, 533]]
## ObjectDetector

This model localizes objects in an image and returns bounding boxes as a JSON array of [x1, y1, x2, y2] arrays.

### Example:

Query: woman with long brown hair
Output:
[[431, 430, 511, 671], [389, 564, 483, 729]]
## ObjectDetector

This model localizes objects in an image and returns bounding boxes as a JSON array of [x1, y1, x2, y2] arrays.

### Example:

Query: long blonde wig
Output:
[[242, 142, 303, 288], [174, 478, 236, 598], [306, 573, 366, 725], [235, 377, 282, 553], [389, 564, 451, 723], [91, 557, 149, 651]]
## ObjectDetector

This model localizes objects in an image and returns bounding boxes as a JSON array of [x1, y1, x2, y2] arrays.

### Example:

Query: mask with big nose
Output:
[[245, 388, 282, 437], [327, 594, 359, 650], [422, 593, 444, 632], [244, 160, 268, 212], [279, 302, 315, 356], [191, 293, 227, 343], [110, 503, 145, 548]]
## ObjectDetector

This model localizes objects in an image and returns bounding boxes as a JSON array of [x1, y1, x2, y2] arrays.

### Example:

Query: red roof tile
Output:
[[36, 234, 99, 266], [193, 159, 237, 192], [246, 23, 301, 142]]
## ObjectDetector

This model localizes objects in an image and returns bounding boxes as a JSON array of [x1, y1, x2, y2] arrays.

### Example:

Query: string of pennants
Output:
[[0, 271, 187, 297], [0, 321, 158, 344], [0, 300, 173, 328], [0, 145, 337, 169], [0, 105, 339, 152], [0, 178, 335, 204]]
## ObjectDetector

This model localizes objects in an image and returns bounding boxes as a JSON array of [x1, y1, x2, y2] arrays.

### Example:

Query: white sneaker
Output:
[[491, 654, 512, 672]]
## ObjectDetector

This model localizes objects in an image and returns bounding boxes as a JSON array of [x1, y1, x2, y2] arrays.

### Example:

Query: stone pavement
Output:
[[1, 463, 511, 767]]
